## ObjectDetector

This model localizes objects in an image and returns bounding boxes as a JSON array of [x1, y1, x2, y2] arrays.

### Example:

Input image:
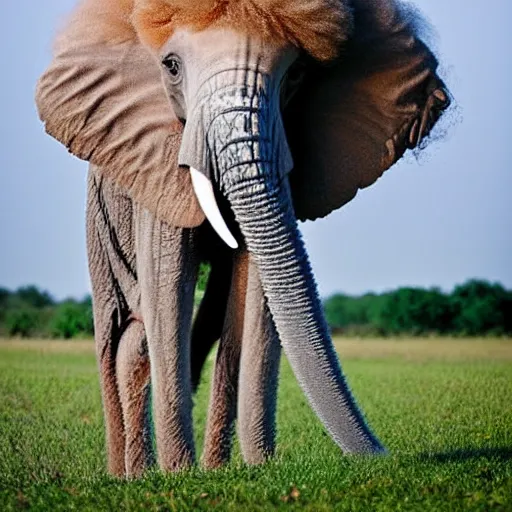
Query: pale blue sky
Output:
[[0, 1, 511, 300]]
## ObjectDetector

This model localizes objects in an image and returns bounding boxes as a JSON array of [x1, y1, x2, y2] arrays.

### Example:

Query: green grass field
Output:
[[1, 338, 511, 511]]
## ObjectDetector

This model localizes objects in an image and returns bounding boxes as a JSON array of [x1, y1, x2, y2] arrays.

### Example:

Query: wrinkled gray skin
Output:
[[87, 166, 282, 475], [88, 26, 385, 477]]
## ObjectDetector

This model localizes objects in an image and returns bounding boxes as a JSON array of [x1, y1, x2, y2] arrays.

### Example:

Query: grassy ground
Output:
[[0, 338, 511, 511]]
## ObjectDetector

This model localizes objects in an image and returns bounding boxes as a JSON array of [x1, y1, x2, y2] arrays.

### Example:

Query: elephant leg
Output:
[[201, 250, 248, 468], [87, 171, 130, 478], [135, 208, 198, 472], [116, 319, 154, 477], [94, 307, 126, 477], [238, 256, 281, 464]]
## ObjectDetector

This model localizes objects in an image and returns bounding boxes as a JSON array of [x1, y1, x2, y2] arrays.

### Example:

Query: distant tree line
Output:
[[0, 286, 94, 339], [1, 279, 511, 339], [323, 280, 512, 337], [0, 263, 214, 339]]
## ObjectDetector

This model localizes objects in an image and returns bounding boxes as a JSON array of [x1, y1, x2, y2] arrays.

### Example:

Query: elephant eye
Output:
[[163, 54, 182, 84]]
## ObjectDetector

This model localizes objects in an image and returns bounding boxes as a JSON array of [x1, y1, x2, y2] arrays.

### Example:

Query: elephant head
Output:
[[36, 0, 450, 455]]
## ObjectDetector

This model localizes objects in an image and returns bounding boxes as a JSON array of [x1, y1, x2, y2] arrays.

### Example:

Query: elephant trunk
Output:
[[223, 173, 384, 454], [185, 71, 385, 454]]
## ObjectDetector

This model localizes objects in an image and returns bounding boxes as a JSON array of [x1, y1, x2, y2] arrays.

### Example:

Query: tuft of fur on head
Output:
[[133, 0, 353, 62]]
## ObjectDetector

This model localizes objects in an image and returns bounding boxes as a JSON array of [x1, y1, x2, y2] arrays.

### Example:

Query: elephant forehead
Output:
[[133, 0, 352, 62]]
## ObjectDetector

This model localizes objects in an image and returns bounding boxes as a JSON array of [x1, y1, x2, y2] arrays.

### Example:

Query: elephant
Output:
[[36, 0, 451, 477]]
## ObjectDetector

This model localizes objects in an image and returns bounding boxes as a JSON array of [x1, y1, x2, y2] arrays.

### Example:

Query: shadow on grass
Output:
[[419, 447, 512, 464]]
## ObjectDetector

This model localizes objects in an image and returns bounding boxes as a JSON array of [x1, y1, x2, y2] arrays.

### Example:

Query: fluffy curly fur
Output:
[[133, 0, 352, 60], [63, 0, 352, 62]]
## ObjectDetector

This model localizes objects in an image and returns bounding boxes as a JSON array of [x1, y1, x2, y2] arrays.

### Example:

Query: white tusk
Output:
[[190, 168, 239, 249]]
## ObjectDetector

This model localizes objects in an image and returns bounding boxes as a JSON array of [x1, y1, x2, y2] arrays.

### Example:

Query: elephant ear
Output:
[[36, 0, 204, 227], [286, 0, 451, 221]]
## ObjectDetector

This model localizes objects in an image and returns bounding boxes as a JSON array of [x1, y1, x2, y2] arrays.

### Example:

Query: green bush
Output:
[[378, 287, 453, 335], [450, 280, 512, 336], [50, 300, 94, 339], [4, 307, 42, 338]]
